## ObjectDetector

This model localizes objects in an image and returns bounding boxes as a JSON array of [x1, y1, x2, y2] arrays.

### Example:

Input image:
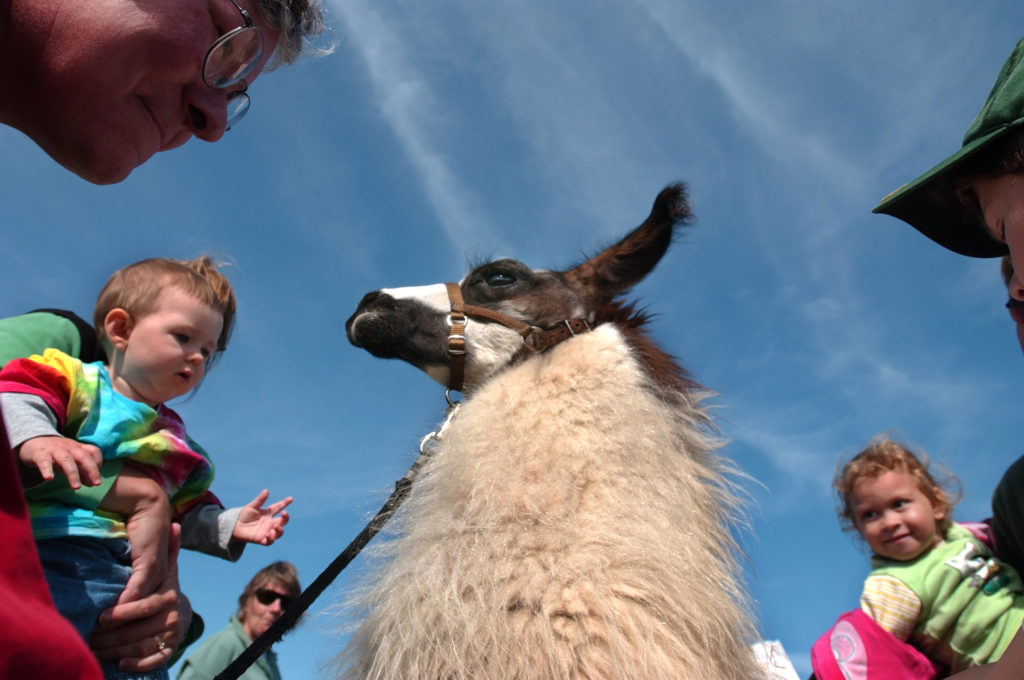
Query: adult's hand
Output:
[[90, 523, 191, 672], [946, 629, 1024, 679]]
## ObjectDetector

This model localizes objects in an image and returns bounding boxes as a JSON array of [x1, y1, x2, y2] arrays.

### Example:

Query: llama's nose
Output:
[[347, 290, 394, 345], [355, 290, 389, 313]]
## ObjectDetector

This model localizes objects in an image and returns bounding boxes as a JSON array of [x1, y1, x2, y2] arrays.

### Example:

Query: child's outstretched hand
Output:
[[17, 434, 102, 489], [233, 489, 292, 545]]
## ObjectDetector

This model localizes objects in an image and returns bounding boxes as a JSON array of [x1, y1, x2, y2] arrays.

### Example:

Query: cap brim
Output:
[[873, 126, 1011, 258]]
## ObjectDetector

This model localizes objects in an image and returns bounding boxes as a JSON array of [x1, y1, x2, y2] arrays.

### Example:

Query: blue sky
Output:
[[3, 2, 1024, 677]]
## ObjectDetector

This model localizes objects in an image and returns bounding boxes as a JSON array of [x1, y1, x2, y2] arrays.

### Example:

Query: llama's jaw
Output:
[[347, 283, 534, 389], [346, 287, 450, 368]]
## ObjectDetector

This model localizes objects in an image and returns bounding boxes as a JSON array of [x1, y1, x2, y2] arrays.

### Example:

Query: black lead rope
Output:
[[211, 475, 411, 680], [212, 404, 459, 680]]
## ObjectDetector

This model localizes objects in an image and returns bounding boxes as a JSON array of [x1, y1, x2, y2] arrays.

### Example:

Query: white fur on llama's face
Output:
[[377, 282, 529, 389]]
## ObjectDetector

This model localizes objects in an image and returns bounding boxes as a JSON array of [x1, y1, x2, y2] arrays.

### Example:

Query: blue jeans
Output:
[[35, 536, 169, 680]]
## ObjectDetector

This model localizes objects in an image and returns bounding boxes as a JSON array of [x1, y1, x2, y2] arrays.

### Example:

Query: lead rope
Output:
[[212, 401, 461, 680], [215, 283, 589, 679]]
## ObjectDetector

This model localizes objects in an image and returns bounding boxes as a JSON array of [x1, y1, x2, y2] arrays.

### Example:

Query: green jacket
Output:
[[871, 523, 1024, 671], [176, 615, 281, 680]]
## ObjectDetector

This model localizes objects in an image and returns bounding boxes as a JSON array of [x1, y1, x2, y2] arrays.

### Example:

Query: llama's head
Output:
[[346, 183, 695, 394]]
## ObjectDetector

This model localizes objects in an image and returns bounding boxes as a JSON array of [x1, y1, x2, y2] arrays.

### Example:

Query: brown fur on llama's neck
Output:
[[593, 299, 704, 400]]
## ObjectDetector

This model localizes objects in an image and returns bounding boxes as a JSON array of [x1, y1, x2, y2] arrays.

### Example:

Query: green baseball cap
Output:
[[872, 38, 1024, 258]]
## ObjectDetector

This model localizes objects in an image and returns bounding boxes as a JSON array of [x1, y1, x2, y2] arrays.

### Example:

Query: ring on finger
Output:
[[154, 635, 167, 651]]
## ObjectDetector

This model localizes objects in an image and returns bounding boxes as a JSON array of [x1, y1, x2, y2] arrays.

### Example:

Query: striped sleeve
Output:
[[860, 573, 921, 640], [0, 350, 75, 428]]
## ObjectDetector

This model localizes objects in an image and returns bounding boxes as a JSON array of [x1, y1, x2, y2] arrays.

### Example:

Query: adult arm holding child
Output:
[[1, 257, 295, 676], [834, 438, 1024, 674]]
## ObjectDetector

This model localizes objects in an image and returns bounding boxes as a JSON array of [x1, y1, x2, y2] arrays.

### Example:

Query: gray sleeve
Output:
[[179, 503, 245, 562], [0, 393, 60, 448]]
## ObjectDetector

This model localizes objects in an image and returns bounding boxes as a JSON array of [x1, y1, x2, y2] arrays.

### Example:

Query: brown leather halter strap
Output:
[[444, 282, 591, 392]]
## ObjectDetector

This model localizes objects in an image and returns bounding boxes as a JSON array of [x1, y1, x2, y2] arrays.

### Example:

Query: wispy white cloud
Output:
[[330, 1, 491, 257], [636, 0, 863, 193]]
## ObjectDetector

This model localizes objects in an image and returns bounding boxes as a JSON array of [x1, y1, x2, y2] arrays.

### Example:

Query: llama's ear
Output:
[[565, 183, 693, 301]]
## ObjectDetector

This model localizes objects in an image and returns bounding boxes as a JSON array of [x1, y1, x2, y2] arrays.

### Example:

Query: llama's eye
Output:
[[485, 272, 516, 287]]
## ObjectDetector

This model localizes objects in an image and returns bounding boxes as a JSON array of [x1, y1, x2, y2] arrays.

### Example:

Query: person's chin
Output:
[[61, 150, 143, 185], [69, 134, 157, 185]]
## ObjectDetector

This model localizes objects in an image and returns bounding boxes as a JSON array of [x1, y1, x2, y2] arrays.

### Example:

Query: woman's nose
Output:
[[183, 84, 229, 143], [1010, 271, 1024, 302]]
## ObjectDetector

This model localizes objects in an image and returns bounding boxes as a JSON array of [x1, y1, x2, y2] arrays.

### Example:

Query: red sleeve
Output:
[[0, 411, 103, 679], [0, 357, 71, 429]]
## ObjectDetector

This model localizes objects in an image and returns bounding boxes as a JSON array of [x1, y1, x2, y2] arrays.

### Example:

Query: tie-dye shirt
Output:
[[0, 348, 218, 540]]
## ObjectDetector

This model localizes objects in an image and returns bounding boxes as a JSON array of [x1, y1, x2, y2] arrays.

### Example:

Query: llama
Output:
[[338, 183, 760, 679]]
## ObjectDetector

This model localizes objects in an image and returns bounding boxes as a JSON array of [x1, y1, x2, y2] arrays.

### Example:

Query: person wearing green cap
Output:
[[874, 37, 1024, 262], [875, 37, 1024, 680]]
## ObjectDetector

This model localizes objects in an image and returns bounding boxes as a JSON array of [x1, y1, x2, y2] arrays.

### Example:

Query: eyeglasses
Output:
[[1007, 298, 1024, 325], [203, 0, 265, 129], [254, 588, 293, 609]]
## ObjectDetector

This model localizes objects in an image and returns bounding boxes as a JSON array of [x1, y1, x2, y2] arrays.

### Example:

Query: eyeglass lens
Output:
[[205, 28, 264, 90], [1007, 298, 1024, 324], [255, 588, 292, 608], [225, 91, 250, 129]]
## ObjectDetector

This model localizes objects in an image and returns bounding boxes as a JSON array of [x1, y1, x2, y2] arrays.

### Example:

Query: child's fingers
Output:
[[54, 449, 84, 489], [33, 457, 56, 483], [17, 439, 56, 482], [267, 496, 294, 514], [246, 489, 270, 508], [71, 443, 103, 486], [56, 442, 101, 488]]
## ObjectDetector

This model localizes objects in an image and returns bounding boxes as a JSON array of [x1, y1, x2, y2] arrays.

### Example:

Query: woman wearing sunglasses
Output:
[[177, 562, 300, 680]]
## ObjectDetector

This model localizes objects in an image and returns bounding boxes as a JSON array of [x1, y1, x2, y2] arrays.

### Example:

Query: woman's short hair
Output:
[[237, 561, 302, 620], [254, 0, 329, 69]]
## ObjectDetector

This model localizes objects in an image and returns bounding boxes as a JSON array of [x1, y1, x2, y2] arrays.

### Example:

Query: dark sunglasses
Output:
[[1007, 298, 1024, 325], [254, 588, 293, 608]]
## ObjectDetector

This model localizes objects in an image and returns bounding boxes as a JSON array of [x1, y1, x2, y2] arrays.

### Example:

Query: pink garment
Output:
[[811, 609, 943, 680]]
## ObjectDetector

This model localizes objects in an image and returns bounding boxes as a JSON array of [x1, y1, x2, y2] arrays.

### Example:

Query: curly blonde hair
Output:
[[835, 436, 959, 538]]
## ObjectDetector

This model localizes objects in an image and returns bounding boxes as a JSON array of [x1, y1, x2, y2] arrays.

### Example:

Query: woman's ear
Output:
[[103, 308, 133, 350]]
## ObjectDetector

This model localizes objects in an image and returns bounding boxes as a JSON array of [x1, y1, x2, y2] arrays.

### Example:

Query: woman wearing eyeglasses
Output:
[[0, 0, 325, 185], [177, 561, 300, 680]]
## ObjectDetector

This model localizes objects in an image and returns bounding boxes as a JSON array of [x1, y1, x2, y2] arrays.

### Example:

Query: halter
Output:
[[444, 282, 591, 393]]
